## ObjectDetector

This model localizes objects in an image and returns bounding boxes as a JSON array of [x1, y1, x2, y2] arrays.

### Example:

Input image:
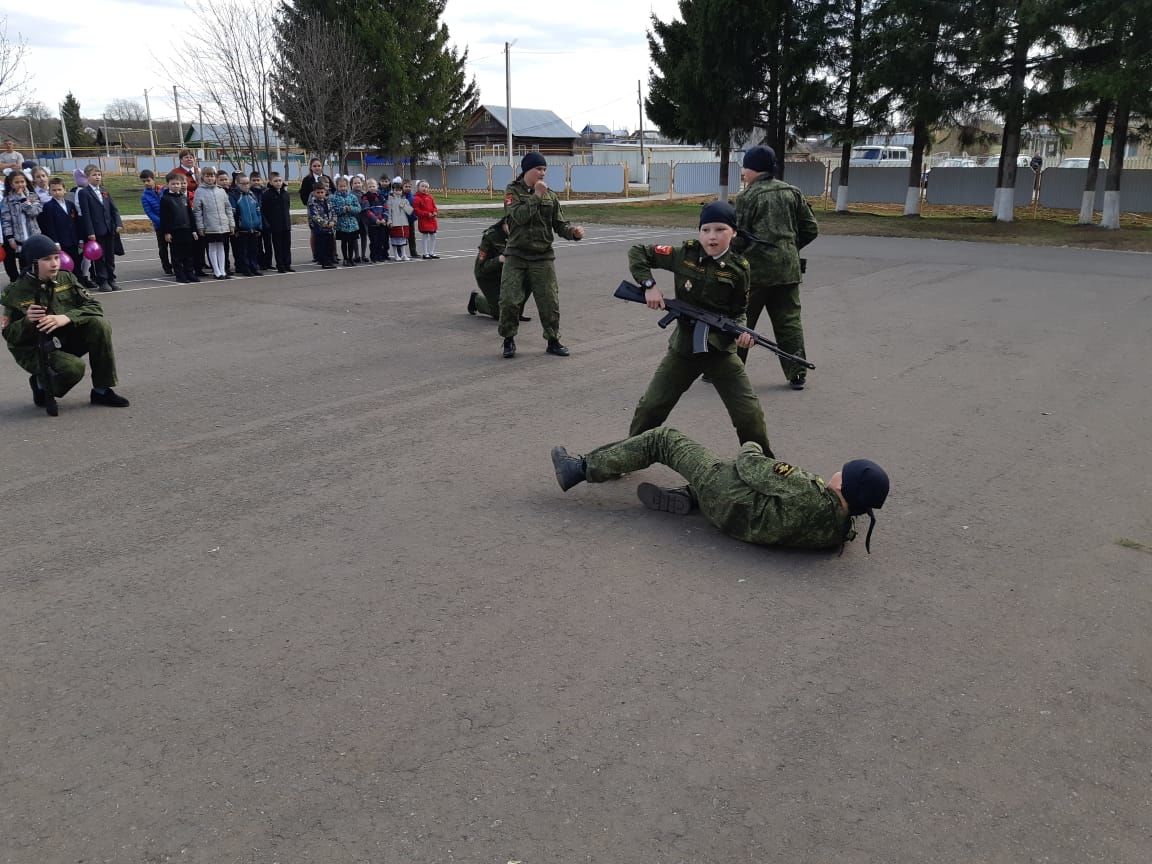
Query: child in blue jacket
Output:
[[139, 170, 172, 275]]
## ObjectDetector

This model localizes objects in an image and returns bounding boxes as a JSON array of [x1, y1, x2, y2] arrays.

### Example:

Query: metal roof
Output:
[[479, 106, 579, 140]]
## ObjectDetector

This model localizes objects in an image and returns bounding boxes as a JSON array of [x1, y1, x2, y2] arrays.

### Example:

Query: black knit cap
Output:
[[742, 145, 777, 175], [520, 152, 547, 173], [698, 200, 738, 229], [841, 459, 890, 553], [21, 235, 61, 271]]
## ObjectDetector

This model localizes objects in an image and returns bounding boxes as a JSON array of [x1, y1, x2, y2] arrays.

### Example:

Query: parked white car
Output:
[[1057, 157, 1108, 169], [849, 145, 912, 167]]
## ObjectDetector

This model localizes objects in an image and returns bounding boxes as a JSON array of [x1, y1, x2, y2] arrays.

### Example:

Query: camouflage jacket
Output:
[[731, 173, 819, 287], [627, 239, 750, 354], [473, 220, 508, 290], [2, 271, 104, 353], [730, 442, 852, 549], [502, 178, 577, 261]]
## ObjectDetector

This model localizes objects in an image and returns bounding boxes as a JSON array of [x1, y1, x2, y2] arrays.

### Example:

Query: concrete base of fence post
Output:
[[1077, 190, 1095, 225], [1100, 190, 1121, 229], [835, 185, 849, 213]]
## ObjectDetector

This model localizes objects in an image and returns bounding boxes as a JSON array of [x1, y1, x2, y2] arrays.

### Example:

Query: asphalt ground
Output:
[[2, 221, 1151, 863]]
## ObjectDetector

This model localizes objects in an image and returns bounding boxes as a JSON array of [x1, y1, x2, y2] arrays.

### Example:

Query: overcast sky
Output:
[[12, 0, 682, 135]]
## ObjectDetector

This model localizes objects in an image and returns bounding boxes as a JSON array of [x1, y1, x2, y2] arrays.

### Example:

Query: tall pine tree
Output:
[[646, 0, 769, 200], [53, 92, 94, 149]]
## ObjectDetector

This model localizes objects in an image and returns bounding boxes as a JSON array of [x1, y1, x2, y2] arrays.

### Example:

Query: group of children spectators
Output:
[[2, 163, 124, 291], [303, 170, 440, 269], [142, 164, 295, 283], [2, 150, 445, 289]]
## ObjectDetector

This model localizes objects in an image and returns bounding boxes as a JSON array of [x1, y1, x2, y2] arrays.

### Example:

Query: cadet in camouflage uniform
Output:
[[732, 146, 819, 389], [627, 201, 771, 453], [1, 235, 130, 410], [498, 152, 585, 359], [466, 217, 530, 322], [551, 428, 891, 552]]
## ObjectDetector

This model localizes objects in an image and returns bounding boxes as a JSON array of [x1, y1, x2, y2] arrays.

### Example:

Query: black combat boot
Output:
[[90, 388, 130, 407], [545, 339, 570, 357], [467, 291, 478, 315], [636, 483, 697, 515], [551, 446, 586, 491], [502, 337, 516, 358], [789, 374, 806, 391]]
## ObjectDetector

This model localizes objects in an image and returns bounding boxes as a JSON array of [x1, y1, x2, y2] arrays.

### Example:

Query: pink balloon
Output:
[[83, 240, 103, 262], [59, 250, 75, 272]]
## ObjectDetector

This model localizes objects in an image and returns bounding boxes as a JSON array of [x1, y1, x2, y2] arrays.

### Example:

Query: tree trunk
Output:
[[1079, 99, 1111, 224], [1100, 93, 1130, 230], [836, 0, 864, 213], [994, 13, 1028, 222], [718, 142, 731, 202], [905, 120, 928, 216]]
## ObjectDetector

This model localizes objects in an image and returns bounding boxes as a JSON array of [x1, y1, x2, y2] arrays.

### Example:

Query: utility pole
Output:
[[197, 104, 205, 160], [103, 115, 110, 157], [637, 80, 647, 184], [25, 117, 36, 161], [143, 89, 157, 161], [505, 41, 514, 168], [173, 84, 183, 147], [59, 104, 73, 159]]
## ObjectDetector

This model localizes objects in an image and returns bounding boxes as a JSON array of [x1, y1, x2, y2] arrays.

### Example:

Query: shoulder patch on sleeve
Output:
[[476, 249, 487, 261], [772, 461, 796, 477], [654, 244, 673, 255], [1, 315, 8, 329], [504, 193, 514, 206]]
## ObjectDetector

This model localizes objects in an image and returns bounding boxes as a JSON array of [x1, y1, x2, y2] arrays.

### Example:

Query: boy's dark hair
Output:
[[269, 171, 281, 179], [249, 171, 261, 179], [165, 171, 182, 182], [139, 169, 155, 180], [48, 177, 65, 188]]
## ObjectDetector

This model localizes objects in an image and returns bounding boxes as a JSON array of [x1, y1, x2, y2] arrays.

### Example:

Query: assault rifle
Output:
[[34, 283, 60, 417], [614, 280, 815, 370]]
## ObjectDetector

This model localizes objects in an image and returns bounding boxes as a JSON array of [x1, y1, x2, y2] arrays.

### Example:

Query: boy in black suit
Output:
[[160, 171, 200, 283], [36, 178, 84, 270], [262, 172, 294, 273], [76, 165, 123, 291]]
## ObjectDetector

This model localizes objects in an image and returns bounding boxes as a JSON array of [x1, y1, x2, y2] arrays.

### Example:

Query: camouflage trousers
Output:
[[584, 427, 765, 544], [737, 282, 807, 381], [498, 256, 559, 341], [9, 316, 119, 396], [629, 348, 772, 454], [475, 278, 528, 320]]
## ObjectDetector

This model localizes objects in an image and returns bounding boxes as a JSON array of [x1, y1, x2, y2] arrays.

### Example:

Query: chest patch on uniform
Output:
[[772, 462, 796, 477], [683, 279, 693, 290], [654, 245, 673, 255]]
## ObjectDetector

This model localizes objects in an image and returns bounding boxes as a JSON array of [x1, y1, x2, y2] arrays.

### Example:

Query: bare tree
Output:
[[159, 0, 276, 176], [0, 18, 30, 117], [24, 100, 52, 121], [105, 98, 148, 124], [272, 19, 376, 173]]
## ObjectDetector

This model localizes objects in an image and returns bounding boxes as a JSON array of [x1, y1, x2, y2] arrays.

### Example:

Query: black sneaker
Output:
[[29, 374, 44, 407], [546, 340, 570, 357], [551, 446, 586, 491], [789, 375, 806, 391], [502, 337, 516, 359], [163, 267, 174, 275], [637, 482, 695, 515], [467, 291, 478, 315], [90, 388, 130, 408], [97, 282, 111, 292], [108, 281, 120, 291]]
